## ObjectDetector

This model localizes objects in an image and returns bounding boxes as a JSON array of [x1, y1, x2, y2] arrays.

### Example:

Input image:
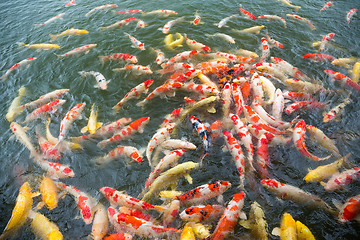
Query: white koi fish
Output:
[[161, 17, 185, 34], [215, 14, 238, 28], [10, 122, 41, 160], [6, 87, 26, 122], [277, 0, 301, 11], [237, 25, 265, 34], [258, 14, 287, 28], [124, 32, 145, 50], [1, 57, 37, 81], [287, 14, 316, 30], [91, 204, 108, 240], [78, 71, 110, 90], [205, 33, 235, 44], [142, 9, 178, 17], [98, 18, 136, 31], [85, 4, 118, 17], [184, 34, 211, 52], [34, 13, 64, 28], [56, 44, 97, 58]]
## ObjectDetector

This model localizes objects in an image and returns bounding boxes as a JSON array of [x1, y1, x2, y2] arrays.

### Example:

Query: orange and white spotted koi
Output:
[[160, 62, 194, 75], [335, 194, 360, 223], [191, 11, 203, 25], [153, 49, 166, 65], [113, 9, 143, 15], [221, 83, 232, 119], [161, 50, 199, 68], [346, 8, 357, 24], [94, 145, 143, 166], [100, 187, 164, 212], [34, 13, 64, 28], [113, 64, 152, 75], [1, 57, 37, 81], [272, 89, 285, 121], [323, 98, 350, 123], [65, 0, 75, 7], [293, 120, 331, 161], [24, 99, 66, 123], [37, 132, 61, 160], [175, 180, 231, 205], [321, 167, 360, 192], [283, 90, 315, 102], [248, 124, 292, 146], [56, 44, 97, 58], [57, 182, 95, 224], [97, 117, 150, 148], [10, 122, 41, 160], [210, 192, 245, 240], [250, 72, 265, 104], [21, 89, 69, 110], [180, 204, 224, 223], [271, 57, 311, 82], [85, 4, 118, 17], [137, 82, 184, 107], [160, 108, 183, 128], [146, 123, 176, 166], [231, 83, 244, 116], [286, 14, 316, 30], [166, 69, 200, 84], [223, 130, 246, 188], [36, 160, 75, 179], [136, 19, 147, 28], [107, 207, 179, 238], [196, 61, 228, 75], [256, 133, 271, 179], [124, 32, 145, 50], [324, 70, 360, 92], [303, 53, 335, 62], [181, 82, 220, 96], [239, 5, 256, 20], [257, 15, 286, 27], [119, 206, 155, 223], [285, 100, 325, 115], [320, 33, 335, 52], [320, 1, 334, 12], [190, 116, 211, 158], [260, 38, 270, 62], [161, 17, 185, 34], [184, 34, 211, 52], [113, 79, 154, 112], [99, 53, 138, 64], [99, 18, 136, 31], [265, 33, 284, 49]]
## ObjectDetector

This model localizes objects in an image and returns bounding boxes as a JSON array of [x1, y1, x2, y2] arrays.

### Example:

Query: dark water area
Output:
[[1, 0, 360, 239]]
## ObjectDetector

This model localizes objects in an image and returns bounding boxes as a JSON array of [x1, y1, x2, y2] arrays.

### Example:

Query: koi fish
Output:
[[39, 176, 59, 210], [239, 201, 268, 240], [178, 96, 220, 123], [81, 103, 103, 134], [320, 33, 335, 52], [91, 204, 109, 240], [175, 180, 231, 205], [190, 116, 211, 159], [210, 192, 246, 240], [346, 8, 357, 24], [324, 69, 360, 92], [49, 28, 88, 41], [103, 233, 133, 240], [65, 0, 75, 7], [36, 131, 61, 160], [304, 153, 351, 183], [163, 199, 180, 227], [296, 221, 316, 240], [180, 204, 224, 222], [36, 160, 75, 179], [237, 25, 265, 34], [21, 89, 69, 110], [1, 57, 37, 81], [142, 9, 178, 16], [28, 210, 63, 240], [113, 64, 152, 75], [6, 86, 26, 122], [16, 42, 60, 51], [252, 100, 292, 129], [271, 57, 311, 82], [303, 53, 335, 62], [164, 32, 184, 50], [136, 19, 147, 28], [160, 139, 196, 151], [151, 48, 166, 65], [258, 14, 286, 27], [78, 71, 110, 90], [320, 1, 333, 12], [284, 78, 324, 94], [113, 9, 143, 15], [85, 4, 118, 17], [99, 53, 138, 64], [24, 99, 66, 123], [215, 14, 238, 28], [181, 223, 196, 240], [97, 117, 150, 148], [334, 194, 360, 223], [119, 206, 155, 223], [56, 44, 97, 58], [256, 133, 271, 179], [160, 108, 183, 128], [161, 17, 185, 34], [286, 14, 315, 30], [272, 89, 284, 121], [239, 4, 256, 20], [323, 98, 351, 123], [205, 33, 235, 44], [184, 34, 211, 52], [162, 50, 199, 68], [191, 11, 203, 25], [94, 145, 143, 166], [278, 0, 301, 11], [237, 49, 259, 59], [293, 120, 331, 161], [321, 167, 360, 191], [260, 38, 270, 62], [306, 124, 341, 158], [124, 32, 145, 50], [98, 18, 136, 31], [265, 33, 284, 49], [261, 179, 336, 214], [34, 13, 64, 28], [271, 212, 297, 240], [57, 182, 95, 224], [10, 122, 41, 160]]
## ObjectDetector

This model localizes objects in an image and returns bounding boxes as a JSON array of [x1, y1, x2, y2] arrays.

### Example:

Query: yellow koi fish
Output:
[[181, 223, 195, 240], [39, 176, 59, 210], [239, 201, 269, 239], [6, 86, 26, 122], [49, 28, 88, 41], [331, 57, 357, 69], [28, 210, 63, 240], [278, 0, 301, 11], [81, 103, 103, 134], [296, 220, 316, 240], [45, 118, 82, 150], [272, 212, 297, 240], [351, 61, 360, 83], [164, 32, 184, 50], [16, 42, 60, 50], [236, 25, 265, 34]]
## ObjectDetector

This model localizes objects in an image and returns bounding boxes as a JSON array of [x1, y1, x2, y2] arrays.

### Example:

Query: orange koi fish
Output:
[[239, 5, 256, 20], [335, 194, 360, 223], [180, 204, 224, 222]]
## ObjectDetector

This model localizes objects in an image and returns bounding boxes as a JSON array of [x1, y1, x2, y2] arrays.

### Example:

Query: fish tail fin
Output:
[[34, 24, 42, 29], [1, 74, 8, 82], [49, 34, 57, 41], [136, 99, 146, 108], [80, 126, 89, 134], [98, 27, 106, 31], [16, 42, 26, 48], [154, 205, 167, 212], [295, 6, 301, 11], [112, 104, 121, 113]]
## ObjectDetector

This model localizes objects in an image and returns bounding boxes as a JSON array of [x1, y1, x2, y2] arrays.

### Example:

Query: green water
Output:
[[0, 0, 360, 239]]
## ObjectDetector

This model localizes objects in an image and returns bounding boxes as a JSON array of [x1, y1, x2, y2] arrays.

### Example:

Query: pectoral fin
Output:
[[81, 126, 89, 134], [183, 173, 193, 184]]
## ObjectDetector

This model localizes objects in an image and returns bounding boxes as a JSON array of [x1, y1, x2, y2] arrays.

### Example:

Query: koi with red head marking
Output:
[[324, 70, 360, 92], [337, 194, 360, 223], [94, 145, 143, 166], [1, 57, 37, 81], [256, 133, 271, 179], [161, 108, 183, 128], [161, 17, 185, 34], [257, 14, 286, 27], [271, 57, 311, 82], [320, 32, 335, 51], [99, 53, 138, 64], [321, 167, 360, 192], [260, 38, 270, 62], [36, 160, 75, 179], [180, 204, 224, 222], [185, 34, 211, 53], [231, 82, 244, 116], [303, 53, 335, 62], [239, 5, 256, 20], [190, 116, 211, 157], [346, 8, 357, 24], [323, 98, 350, 123], [161, 50, 199, 69], [137, 82, 184, 107], [285, 101, 326, 115], [320, 1, 333, 12], [124, 32, 145, 50]]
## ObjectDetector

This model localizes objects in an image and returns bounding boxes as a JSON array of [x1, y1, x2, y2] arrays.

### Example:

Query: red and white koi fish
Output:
[[303, 53, 335, 62], [286, 14, 316, 30], [320, 33, 335, 52], [153, 49, 166, 65], [257, 14, 286, 27], [34, 13, 64, 28], [91, 204, 109, 240], [320, 1, 333, 12], [250, 72, 265, 104], [161, 17, 185, 34], [57, 182, 95, 224], [248, 124, 292, 146], [335, 194, 360, 223], [210, 192, 246, 240], [21, 89, 69, 110], [167, 69, 200, 84], [146, 123, 176, 165], [113, 9, 143, 15], [321, 167, 360, 191], [175, 180, 231, 205], [65, 0, 75, 7], [56, 44, 97, 58], [346, 8, 357, 24], [94, 145, 143, 166], [323, 98, 350, 123], [181, 82, 220, 96], [137, 82, 184, 107], [124, 32, 145, 50], [324, 70, 360, 92], [252, 100, 292, 129], [285, 100, 325, 115], [160, 62, 193, 75], [142, 9, 178, 16], [107, 207, 179, 238], [162, 50, 199, 68], [99, 53, 138, 64], [239, 5, 256, 20], [10, 122, 41, 160], [99, 18, 136, 31], [256, 133, 271, 179], [215, 14, 238, 28], [160, 108, 183, 128], [1, 57, 37, 81], [162, 200, 180, 228], [260, 38, 270, 62], [261, 179, 335, 214], [223, 130, 246, 188], [24, 99, 66, 123], [119, 206, 155, 223], [103, 233, 133, 240], [55, 102, 86, 150], [97, 117, 150, 148], [36, 160, 75, 179], [271, 57, 311, 82], [283, 90, 315, 102], [221, 83, 232, 119], [272, 89, 284, 121], [184, 34, 211, 52], [136, 19, 147, 28], [265, 33, 284, 49], [85, 4, 118, 17], [191, 11, 203, 25], [160, 139, 196, 150], [36, 130, 61, 160], [293, 120, 330, 161], [231, 83, 244, 116], [113, 64, 152, 75], [180, 204, 224, 222], [196, 61, 228, 75], [113, 79, 154, 112], [78, 71, 110, 90], [100, 187, 164, 212], [190, 116, 212, 159]]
